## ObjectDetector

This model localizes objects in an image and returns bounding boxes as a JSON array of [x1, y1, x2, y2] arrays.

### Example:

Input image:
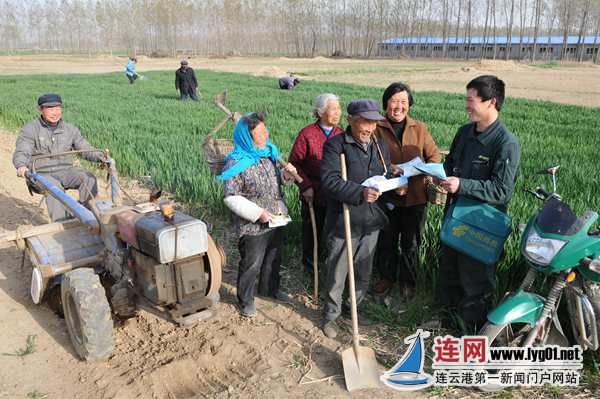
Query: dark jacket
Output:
[[288, 122, 343, 206], [13, 117, 103, 173], [443, 119, 520, 213], [278, 76, 299, 90], [175, 67, 198, 92], [320, 128, 391, 238], [375, 116, 442, 206]]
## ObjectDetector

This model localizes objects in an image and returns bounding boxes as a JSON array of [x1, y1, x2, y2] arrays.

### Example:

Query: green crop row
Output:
[[0, 70, 599, 300]]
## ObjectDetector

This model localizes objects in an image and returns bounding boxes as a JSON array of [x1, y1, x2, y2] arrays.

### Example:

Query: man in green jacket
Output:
[[439, 75, 521, 333]]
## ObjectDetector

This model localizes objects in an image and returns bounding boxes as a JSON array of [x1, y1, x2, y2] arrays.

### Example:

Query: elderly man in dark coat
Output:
[[175, 59, 199, 101], [319, 99, 393, 338]]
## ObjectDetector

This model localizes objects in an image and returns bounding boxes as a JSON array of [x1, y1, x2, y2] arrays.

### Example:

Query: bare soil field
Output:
[[1, 55, 598, 399], [0, 131, 420, 399], [0, 55, 598, 107]]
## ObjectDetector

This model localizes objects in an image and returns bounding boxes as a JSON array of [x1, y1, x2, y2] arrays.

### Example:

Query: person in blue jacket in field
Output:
[[125, 57, 139, 84]]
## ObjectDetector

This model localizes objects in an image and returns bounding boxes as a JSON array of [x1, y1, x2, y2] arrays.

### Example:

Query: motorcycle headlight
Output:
[[524, 231, 566, 266]]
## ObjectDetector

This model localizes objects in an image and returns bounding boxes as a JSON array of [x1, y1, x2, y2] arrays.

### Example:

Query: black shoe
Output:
[[273, 290, 292, 303], [239, 303, 257, 318], [341, 311, 378, 326]]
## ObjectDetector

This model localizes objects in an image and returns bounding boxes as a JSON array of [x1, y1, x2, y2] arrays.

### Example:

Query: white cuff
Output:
[[224, 195, 263, 222]]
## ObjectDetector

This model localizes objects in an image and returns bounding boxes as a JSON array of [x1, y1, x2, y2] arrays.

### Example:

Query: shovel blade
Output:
[[342, 346, 382, 391]]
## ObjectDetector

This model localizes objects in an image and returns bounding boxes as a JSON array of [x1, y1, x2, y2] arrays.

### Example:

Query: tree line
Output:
[[1, 0, 598, 62]]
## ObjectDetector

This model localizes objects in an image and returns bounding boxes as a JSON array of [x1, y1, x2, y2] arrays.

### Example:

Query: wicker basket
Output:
[[203, 134, 234, 176], [427, 181, 448, 206]]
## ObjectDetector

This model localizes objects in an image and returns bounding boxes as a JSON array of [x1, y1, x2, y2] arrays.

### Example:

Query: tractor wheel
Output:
[[205, 234, 224, 305], [61, 268, 114, 361]]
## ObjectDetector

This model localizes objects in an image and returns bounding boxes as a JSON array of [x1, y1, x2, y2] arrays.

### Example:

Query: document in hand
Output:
[[361, 175, 408, 193], [414, 163, 447, 180], [395, 157, 425, 178], [269, 213, 292, 228]]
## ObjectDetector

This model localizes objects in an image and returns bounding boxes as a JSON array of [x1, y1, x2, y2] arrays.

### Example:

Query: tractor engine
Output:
[[114, 207, 219, 325]]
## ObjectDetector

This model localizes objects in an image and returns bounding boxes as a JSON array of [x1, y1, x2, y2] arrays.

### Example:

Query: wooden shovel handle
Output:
[[340, 153, 360, 352]]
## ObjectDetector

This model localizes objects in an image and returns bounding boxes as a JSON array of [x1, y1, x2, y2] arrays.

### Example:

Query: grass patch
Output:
[[27, 391, 48, 399], [532, 61, 561, 69], [3, 335, 37, 358]]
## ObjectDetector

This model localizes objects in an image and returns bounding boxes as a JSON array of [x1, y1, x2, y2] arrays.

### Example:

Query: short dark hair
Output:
[[467, 75, 505, 111], [382, 82, 414, 109], [243, 112, 266, 132]]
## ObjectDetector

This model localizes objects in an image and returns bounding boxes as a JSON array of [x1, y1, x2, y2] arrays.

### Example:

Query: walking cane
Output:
[[308, 199, 318, 304]]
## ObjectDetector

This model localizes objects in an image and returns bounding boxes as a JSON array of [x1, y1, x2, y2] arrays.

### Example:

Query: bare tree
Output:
[[442, 0, 451, 58], [518, 0, 529, 60], [481, 0, 491, 60], [466, 0, 473, 59], [504, 0, 516, 60], [576, 0, 592, 62], [0, 0, 597, 62], [491, 0, 498, 59], [593, 3, 600, 63], [531, 0, 542, 61], [454, 0, 463, 58]]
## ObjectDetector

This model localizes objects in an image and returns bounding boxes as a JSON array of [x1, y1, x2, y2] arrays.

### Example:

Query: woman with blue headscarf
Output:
[[219, 112, 297, 317]]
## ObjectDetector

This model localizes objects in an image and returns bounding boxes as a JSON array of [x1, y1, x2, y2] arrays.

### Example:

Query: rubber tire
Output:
[[61, 268, 114, 361], [477, 322, 530, 392], [205, 234, 223, 305]]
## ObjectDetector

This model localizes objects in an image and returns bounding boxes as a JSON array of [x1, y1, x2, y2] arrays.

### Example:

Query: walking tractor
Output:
[[1, 151, 224, 361]]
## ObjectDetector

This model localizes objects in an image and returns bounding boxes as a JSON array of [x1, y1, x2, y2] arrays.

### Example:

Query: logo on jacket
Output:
[[452, 224, 469, 237]]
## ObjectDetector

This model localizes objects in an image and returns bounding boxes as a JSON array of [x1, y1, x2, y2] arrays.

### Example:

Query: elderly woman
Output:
[[218, 113, 297, 317], [289, 93, 343, 274]]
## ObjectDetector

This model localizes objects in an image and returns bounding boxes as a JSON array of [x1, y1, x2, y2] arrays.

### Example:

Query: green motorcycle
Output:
[[479, 166, 600, 388]]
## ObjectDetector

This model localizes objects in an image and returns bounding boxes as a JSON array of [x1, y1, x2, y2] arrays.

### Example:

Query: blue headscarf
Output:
[[216, 115, 280, 181]]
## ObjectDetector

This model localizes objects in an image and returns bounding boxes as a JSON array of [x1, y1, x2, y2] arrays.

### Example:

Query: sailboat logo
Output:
[[380, 329, 433, 391]]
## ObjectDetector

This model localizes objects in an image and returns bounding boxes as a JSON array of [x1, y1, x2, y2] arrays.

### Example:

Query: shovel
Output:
[[308, 200, 318, 304], [339, 153, 382, 391]]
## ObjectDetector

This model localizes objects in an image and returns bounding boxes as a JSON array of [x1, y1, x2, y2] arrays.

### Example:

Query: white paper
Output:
[[395, 157, 425, 178], [133, 202, 159, 213], [361, 175, 408, 193], [414, 163, 448, 180], [269, 214, 292, 228]]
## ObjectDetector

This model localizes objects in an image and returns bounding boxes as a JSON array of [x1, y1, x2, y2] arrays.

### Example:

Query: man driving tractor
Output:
[[12, 93, 106, 221]]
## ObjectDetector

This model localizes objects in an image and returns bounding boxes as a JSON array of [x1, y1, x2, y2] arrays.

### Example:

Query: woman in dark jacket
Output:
[[288, 93, 343, 274]]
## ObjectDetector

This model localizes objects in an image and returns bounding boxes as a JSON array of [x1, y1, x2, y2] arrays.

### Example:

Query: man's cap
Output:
[[38, 93, 62, 107], [180, 59, 188, 65], [347, 99, 385, 121]]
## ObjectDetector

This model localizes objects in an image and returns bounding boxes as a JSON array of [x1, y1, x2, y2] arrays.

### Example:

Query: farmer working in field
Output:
[[278, 74, 300, 90], [372, 82, 442, 300], [12, 93, 106, 222], [175, 59, 199, 101], [319, 99, 395, 339], [437, 75, 521, 333], [125, 57, 139, 84], [288, 93, 343, 275]]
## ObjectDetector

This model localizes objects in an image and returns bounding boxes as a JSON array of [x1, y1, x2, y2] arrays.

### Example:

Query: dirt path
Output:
[[0, 130, 420, 399], [0, 55, 598, 107]]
